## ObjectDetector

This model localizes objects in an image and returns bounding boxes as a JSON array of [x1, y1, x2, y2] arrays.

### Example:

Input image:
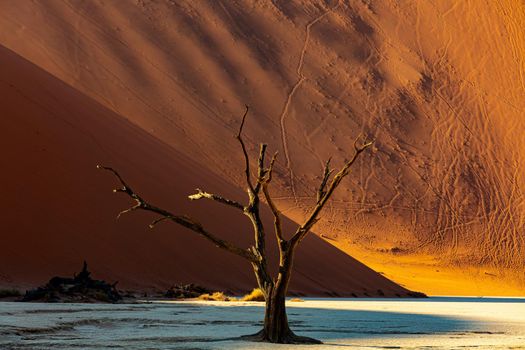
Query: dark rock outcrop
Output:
[[21, 262, 121, 303]]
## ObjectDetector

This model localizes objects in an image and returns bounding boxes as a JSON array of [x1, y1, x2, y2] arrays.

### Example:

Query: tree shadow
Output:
[[158, 302, 491, 345]]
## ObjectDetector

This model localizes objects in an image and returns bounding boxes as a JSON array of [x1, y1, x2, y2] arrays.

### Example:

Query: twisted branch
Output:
[[97, 165, 256, 263]]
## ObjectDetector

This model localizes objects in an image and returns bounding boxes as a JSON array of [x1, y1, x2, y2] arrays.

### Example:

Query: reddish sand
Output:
[[0, 1, 523, 295], [0, 45, 409, 297]]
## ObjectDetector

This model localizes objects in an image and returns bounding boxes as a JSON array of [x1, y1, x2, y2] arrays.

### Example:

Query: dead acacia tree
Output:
[[98, 106, 372, 344]]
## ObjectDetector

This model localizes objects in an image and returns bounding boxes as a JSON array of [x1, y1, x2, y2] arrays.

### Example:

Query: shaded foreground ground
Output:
[[2, 298, 525, 349]]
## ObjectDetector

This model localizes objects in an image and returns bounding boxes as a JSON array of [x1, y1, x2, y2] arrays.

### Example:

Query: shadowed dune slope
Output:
[[0, 0, 524, 294], [0, 45, 409, 297]]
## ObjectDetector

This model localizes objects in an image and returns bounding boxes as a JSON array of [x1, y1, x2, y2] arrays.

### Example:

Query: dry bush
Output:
[[289, 298, 304, 302], [198, 291, 231, 301], [242, 288, 265, 302]]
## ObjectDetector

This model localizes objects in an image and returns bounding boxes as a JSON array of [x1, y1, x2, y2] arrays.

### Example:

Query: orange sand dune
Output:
[[0, 0, 524, 295], [0, 45, 409, 297]]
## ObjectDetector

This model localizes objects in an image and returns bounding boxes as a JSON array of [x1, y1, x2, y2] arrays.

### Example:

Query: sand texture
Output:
[[0, 44, 407, 297], [0, 0, 524, 294]]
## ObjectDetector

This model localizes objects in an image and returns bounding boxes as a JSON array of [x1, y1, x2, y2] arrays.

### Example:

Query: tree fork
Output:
[[99, 106, 373, 344]]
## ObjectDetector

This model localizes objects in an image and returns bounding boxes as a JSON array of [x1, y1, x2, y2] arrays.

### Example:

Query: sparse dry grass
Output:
[[289, 298, 304, 302], [198, 292, 232, 301], [241, 288, 265, 302]]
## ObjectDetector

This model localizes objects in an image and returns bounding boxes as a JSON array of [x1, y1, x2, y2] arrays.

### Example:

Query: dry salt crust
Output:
[[1, 297, 525, 349]]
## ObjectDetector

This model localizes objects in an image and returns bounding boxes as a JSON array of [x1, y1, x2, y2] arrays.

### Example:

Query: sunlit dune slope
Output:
[[0, 0, 524, 295], [0, 45, 410, 297]]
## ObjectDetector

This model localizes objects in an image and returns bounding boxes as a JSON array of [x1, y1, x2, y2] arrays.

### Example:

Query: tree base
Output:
[[240, 329, 322, 344]]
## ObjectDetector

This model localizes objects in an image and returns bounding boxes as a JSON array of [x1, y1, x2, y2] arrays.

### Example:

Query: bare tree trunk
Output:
[[243, 287, 320, 344], [262, 287, 292, 342], [244, 249, 321, 344], [99, 106, 372, 345]]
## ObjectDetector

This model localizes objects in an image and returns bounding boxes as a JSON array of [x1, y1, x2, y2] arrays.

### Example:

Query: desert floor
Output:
[[2, 297, 525, 349]]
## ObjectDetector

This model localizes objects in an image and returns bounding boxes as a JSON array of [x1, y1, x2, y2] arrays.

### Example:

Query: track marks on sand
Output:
[[278, 1, 340, 202]]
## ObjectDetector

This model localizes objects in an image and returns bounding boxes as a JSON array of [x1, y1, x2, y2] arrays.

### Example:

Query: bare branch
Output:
[[97, 165, 136, 197], [353, 133, 363, 152], [354, 133, 374, 152], [264, 152, 278, 183], [317, 157, 333, 203], [263, 184, 284, 244], [97, 165, 148, 218], [289, 137, 373, 247], [236, 105, 255, 193], [254, 143, 268, 194], [97, 165, 256, 263], [257, 151, 283, 244], [233, 106, 272, 287], [149, 216, 172, 228], [116, 204, 140, 219], [188, 188, 244, 210], [258, 144, 267, 175], [237, 105, 249, 138]]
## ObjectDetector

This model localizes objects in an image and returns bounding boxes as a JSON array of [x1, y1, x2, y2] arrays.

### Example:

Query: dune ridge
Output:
[[0, 44, 409, 297]]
